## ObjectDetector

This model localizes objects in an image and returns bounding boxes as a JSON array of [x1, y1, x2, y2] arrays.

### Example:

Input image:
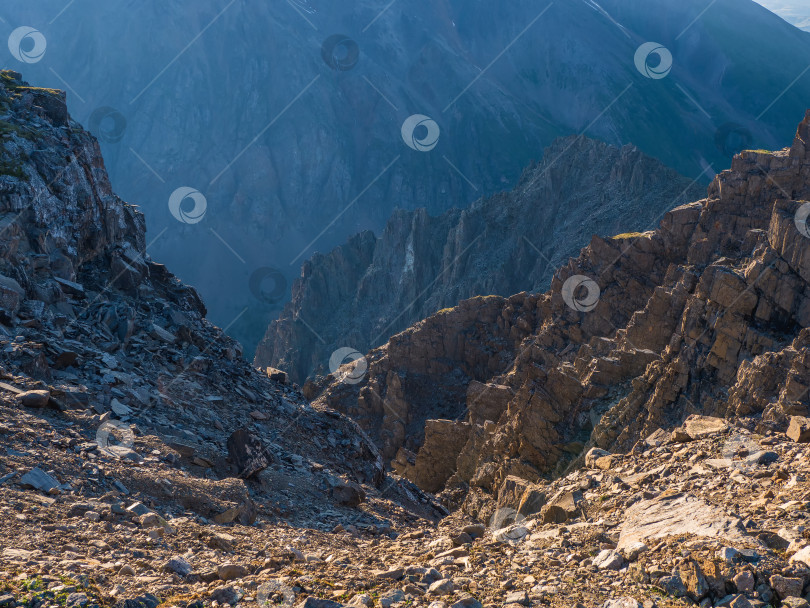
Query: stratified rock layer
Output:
[[314, 111, 810, 500]]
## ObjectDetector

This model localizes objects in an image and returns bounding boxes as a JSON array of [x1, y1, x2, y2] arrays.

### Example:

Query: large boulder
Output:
[[787, 416, 810, 443], [618, 493, 755, 550], [0, 275, 25, 317], [226, 428, 273, 479]]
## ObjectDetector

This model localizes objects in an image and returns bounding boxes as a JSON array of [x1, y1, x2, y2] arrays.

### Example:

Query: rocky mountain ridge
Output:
[[255, 137, 704, 384], [312, 111, 810, 510], [756, 1, 810, 31]]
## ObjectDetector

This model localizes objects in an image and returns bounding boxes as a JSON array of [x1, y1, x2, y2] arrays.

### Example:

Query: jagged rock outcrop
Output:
[[313, 110, 810, 505], [0, 70, 443, 531], [257, 137, 704, 383]]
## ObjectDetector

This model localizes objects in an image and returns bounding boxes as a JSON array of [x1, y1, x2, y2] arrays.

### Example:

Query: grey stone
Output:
[[226, 427, 273, 479], [429, 579, 455, 595], [209, 587, 239, 606], [19, 467, 60, 493], [733, 571, 755, 593], [332, 480, 366, 507], [462, 523, 486, 539], [379, 589, 405, 608], [0, 275, 24, 315], [593, 549, 624, 570], [602, 599, 642, 608], [449, 598, 482, 608], [744, 450, 778, 465], [16, 390, 50, 408], [297, 600, 346, 608], [65, 594, 89, 608], [618, 494, 753, 550], [769, 574, 804, 599], [217, 563, 249, 581], [504, 590, 530, 605], [163, 555, 192, 577], [660, 574, 688, 597]]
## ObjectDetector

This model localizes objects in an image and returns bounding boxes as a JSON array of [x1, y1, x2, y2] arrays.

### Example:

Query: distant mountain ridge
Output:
[[255, 136, 704, 383], [7, 0, 810, 355]]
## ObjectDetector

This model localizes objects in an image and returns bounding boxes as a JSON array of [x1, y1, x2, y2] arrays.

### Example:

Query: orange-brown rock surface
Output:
[[313, 112, 810, 506]]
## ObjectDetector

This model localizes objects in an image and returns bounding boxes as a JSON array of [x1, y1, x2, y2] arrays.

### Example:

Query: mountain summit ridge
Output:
[[256, 136, 704, 384], [312, 110, 810, 507]]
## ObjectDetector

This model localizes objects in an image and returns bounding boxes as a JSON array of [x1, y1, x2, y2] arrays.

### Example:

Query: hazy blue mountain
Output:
[[4, 0, 810, 355]]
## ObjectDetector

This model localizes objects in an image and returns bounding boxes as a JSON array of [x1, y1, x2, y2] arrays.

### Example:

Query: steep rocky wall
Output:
[[314, 111, 810, 503]]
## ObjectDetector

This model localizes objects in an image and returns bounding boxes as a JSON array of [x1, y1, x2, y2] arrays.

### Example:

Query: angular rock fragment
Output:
[[679, 560, 710, 600], [226, 427, 273, 478], [213, 500, 257, 525], [770, 574, 804, 599], [504, 590, 530, 605], [217, 563, 249, 581], [0, 275, 25, 317], [297, 599, 346, 608], [593, 549, 624, 570], [331, 479, 366, 506], [19, 467, 60, 493], [602, 600, 642, 608], [163, 555, 192, 577], [540, 504, 568, 524], [209, 587, 239, 606], [787, 416, 810, 442]]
